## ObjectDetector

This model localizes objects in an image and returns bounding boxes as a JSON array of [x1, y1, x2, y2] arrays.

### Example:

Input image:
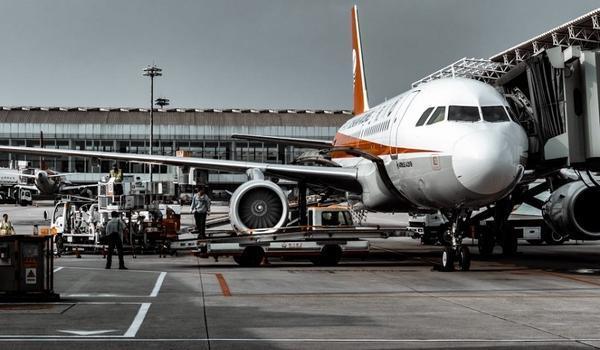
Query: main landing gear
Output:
[[439, 210, 472, 272]]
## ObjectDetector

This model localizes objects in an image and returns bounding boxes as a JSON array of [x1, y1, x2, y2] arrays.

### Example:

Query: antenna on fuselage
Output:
[[351, 5, 369, 115]]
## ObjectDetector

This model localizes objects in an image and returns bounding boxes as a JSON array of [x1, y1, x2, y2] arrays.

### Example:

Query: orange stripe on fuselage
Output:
[[332, 132, 436, 158]]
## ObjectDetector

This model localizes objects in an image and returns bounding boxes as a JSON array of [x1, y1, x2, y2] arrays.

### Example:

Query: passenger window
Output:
[[482, 106, 510, 122], [416, 107, 434, 126], [426, 106, 446, 125], [448, 106, 480, 122]]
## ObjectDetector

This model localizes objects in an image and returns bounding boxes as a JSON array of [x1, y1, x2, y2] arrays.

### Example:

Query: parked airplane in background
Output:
[[0, 164, 93, 203], [0, 6, 530, 271], [17, 168, 93, 196]]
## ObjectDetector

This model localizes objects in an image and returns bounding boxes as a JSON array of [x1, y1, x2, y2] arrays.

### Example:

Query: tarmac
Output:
[[2, 203, 600, 349]]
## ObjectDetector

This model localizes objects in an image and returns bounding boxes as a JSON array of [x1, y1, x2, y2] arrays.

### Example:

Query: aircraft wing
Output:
[[0, 146, 361, 192], [61, 183, 98, 192], [231, 134, 334, 149]]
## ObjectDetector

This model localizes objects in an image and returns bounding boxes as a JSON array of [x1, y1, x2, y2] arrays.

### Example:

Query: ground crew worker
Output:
[[109, 163, 124, 195], [109, 163, 124, 182], [105, 211, 127, 270], [0, 214, 15, 235], [190, 187, 211, 239]]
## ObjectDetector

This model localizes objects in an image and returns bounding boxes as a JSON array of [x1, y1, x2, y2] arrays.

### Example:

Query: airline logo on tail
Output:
[[351, 5, 369, 115]]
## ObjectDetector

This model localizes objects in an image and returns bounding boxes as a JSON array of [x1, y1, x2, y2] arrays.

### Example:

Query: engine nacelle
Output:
[[229, 180, 289, 233], [542, 181, 600, 240]]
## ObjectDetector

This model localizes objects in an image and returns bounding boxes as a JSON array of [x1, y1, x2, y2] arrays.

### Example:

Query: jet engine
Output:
[[229, 180, 289, 233], [542, 181, 600, 240]]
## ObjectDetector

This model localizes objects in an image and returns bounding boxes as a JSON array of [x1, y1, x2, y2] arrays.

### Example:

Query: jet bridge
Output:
[[413, 8, 600, 173]]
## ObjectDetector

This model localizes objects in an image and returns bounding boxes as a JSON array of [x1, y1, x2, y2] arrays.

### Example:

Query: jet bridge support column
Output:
[[298, 182, 307, 226]]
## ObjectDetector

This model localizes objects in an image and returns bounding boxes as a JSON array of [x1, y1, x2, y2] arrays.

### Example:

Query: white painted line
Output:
[[123, 303, 151, 338], [150, 272, 167, 297], [53, 267, 64, 273], [58, 330, 117, 336], [0, 337, 596, 342], [63, 294, 147, 298], [56, 266, 159, 273], [0, 302, 145, 305]]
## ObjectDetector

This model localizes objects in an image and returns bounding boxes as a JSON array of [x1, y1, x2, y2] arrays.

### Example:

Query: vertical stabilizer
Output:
[[351, 5, 369, 115]]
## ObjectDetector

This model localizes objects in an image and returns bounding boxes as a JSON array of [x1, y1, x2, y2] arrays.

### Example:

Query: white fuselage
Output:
[[332, 78, 528, 211], [34, 170, 60, 194]]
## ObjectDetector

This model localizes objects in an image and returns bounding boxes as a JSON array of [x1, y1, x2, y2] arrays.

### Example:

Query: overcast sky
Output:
[[0, 0, 597, 109]]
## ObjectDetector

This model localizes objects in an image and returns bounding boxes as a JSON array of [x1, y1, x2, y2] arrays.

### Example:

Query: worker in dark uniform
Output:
[[105, 211, 127, 270], [190, 187, 211, 239]]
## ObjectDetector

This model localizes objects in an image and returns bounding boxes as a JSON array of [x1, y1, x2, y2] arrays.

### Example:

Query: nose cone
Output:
[[453, 132, 522, 196]]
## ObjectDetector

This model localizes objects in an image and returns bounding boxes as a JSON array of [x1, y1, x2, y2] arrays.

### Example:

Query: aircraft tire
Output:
[[312, 245, 342, 266], [543, 231, 567, 245], [457, 246, 471, 271], [235, 246, 265, 267], [501, 231, 518, 256], [440, 246, 455, 272]]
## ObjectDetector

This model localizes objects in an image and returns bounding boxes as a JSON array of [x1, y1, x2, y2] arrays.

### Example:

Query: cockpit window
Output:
[[426, 106, 446, 125], [482, 106, 510, 122], [448, 106, 480, 122], [506, 107, 518, 122], [416, 107, 434, 126]]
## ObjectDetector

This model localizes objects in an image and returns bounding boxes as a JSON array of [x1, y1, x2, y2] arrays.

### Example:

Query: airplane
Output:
[[0, 163, 94, 200], [0, 5, 531, 271], [17, 167, 94, 196]]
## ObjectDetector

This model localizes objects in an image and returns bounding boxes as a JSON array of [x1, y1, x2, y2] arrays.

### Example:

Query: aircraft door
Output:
[[389, 91, 419, 154]]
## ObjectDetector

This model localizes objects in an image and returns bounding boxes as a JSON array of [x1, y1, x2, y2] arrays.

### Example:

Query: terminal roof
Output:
[[0, 106, 351, 115]]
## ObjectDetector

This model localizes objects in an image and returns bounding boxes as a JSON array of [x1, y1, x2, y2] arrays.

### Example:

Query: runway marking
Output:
[[53, 267, 64, 273], [62, 294, 149, 298], [215, 273, 231, 296], [123, 303, 151, 338], [149, 272, 167, 297], [55, 266, 159, 273], [1, 337, 600, 343]]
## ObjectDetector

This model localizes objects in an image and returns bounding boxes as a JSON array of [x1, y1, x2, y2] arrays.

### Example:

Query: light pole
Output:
[[142, 65, 162, 182]]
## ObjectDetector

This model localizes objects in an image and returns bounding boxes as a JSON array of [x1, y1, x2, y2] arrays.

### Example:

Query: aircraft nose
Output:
[[452, 132, 522, 196]]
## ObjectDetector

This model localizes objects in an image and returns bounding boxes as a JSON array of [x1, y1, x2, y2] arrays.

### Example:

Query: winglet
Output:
[[351, 5, 369, 115]]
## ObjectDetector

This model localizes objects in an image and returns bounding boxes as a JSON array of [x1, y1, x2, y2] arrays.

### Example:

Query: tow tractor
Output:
[[193, 205, 403, 266]]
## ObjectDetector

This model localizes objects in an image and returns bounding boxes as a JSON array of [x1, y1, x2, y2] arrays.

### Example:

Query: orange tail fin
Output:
[[351, 5, 369, 115]]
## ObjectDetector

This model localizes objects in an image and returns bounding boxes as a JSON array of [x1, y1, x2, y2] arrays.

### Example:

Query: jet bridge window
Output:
[[448, 106, 480, 122], [415, 107, 434, 126], [426, 106, 446, 125], [481, 106, 510, 122]]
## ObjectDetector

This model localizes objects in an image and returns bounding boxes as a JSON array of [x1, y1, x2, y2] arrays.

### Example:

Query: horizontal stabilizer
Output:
[[231, 134, 333, 149]]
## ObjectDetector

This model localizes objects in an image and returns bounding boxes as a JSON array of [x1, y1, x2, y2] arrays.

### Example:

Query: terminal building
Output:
[[0, 107, 351, 187]]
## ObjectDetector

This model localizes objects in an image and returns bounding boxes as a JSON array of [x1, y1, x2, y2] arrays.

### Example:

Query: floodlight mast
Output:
[[155, 97, 170, 110], [142, 65, 162, 182]]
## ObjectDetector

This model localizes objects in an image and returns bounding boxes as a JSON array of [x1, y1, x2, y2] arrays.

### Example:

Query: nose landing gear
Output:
[[439, 210, 472, 272]]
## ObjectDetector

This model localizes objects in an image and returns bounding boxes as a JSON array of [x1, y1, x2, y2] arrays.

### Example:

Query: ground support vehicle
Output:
[[194, 206, 403, 266], [51, 179, 182, 255], [196, 227, 402, 267]]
